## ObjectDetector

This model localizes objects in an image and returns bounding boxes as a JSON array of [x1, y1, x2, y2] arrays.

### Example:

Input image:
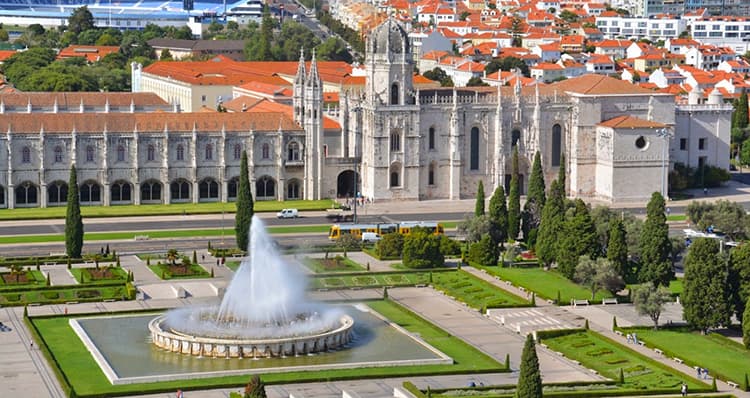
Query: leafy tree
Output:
[[510, 16, 524, 47], [744, 296, 750, 348], [668, 236, 686, 270], [682, 238, 732, 333], [536, 180, 564, 268], [488, 185, 508, 245], [469, 234, 499, 265], [423, 67, 454, 87], [403, 229, 444, 268], [466, 76, 489, 86], [574, 255, 624, 300], [235, 151, 254, 250], [376, 233, 404, 258], [65, 165, 84, 258], [316, 37, 352, 63], [607, 218, 628, 277], [0, 29, 8, 42], [336, 234, 359, 257], [475, 181, 485, 217], [697, 200, 747, 241], [522, 151, 545, 241], [686, 200, 714, 227], [639, 192, 672, 287], [458, 214, 502, 245], [166, 249, 179, 266], [742, 140, 750, 167], [2, 47, 56, 85], [515, 334, 542, 398], [733, 91, 748, 129], [160, 49, 173, 61], [9, 263, 23, 283], [245, 5, 275, 60], [632, 283, 672, 329], [559, 9, 580, 23], [244, 375, 267, 398], [484, 56, 529, 77], [729, 243, 750, 321], [68, 6, 95, 35], [508, 147, 521, 240], [557, 199, 599, 279], [590, 205, 615, 250]]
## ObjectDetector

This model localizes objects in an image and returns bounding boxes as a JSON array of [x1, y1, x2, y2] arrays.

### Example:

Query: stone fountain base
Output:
[[148, 314, 355, 358]]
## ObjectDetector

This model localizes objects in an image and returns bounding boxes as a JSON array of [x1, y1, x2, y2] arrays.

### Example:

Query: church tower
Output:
[[293, 49, 306, 124], [303, 50, 323, 200]]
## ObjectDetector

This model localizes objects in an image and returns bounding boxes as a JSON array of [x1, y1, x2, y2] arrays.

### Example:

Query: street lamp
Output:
[[655, 128, 672, 200]]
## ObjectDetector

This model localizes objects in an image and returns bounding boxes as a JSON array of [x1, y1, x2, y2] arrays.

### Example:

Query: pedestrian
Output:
[[176, 389, 183, 398], [29, 341, 33, 349], [216, 259, 220, 267], [696, 367, 701, 378], [681, 382, 687, 397], [704, 187, 708, 195], [64, 307, 68, 315], [633, 333, 638, 345], [201, 254, 205, 261], [702, 368, 709, 379]]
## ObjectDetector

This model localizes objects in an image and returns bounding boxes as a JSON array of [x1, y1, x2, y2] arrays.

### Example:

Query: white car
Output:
[[361, 232, 381, 243], [277, 208, 299, 218]]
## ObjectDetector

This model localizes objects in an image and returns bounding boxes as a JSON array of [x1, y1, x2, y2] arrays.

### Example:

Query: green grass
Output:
[[31, 300, 504, 397], [668, 279, 683, 296], [0, 200, 338, 221], [0, 270, 46, 289], [304, 256, 365, 273], [624, 327, 750, 384], [542, 330, 709, 392], [0, 285, 128, 305], [69, 267, 128, 284], [479, 266, 614, 304], [667, 214, 687, 222], [309, 271, 432, 289], [147, 263, 211, 279], [431, 270, 529, 310], [225, 260, 241, 272]]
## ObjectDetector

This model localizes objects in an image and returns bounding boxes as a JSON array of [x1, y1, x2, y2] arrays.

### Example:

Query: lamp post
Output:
[[656, 128, 672, 200]]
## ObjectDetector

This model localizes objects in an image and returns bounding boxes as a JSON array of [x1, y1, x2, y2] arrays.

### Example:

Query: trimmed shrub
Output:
[[468, 235, 499, 266], [376, 233, 404, 259]]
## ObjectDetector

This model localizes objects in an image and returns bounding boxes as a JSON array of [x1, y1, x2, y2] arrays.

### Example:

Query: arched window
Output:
[[0, 185, 5, 205], [390, 131, 401, 152], [551, 124, 562, 167], [255, 176, 275, 198], [205, 144, 213, 160], [170, 179, 191, 201], [287, 179, 301, 199], [147, 145, 155, 161], [262, 143, 270, 159], [227, 177, 239, 200], [176, 145, 184, 161], [428, 127, 436, 150], [391, 82, 399, 105], [79, 180, 101, 204], [15, 181, 37, 205], [111, 180, 131, 202], [140, 180, 162, 202], [199, 178, 219, 199], [21, 146, 30, 163], [54, 146, 63, 163], [86, 146, 94, 163], [390, 171, 400, 187], [47, 181, 68, 204], [287, 141, 300, 161], [470, 127, 480, 171], [117, 145, 126, 162], [234, 144, 242, 160], [428, 162, 436, 185], [511, 129, 521, 148]]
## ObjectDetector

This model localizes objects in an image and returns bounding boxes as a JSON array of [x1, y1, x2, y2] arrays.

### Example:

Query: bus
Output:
[[328, 221, 445, 240]]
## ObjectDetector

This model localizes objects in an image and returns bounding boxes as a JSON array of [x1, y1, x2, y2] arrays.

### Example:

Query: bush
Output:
[[469, 235, 499, 266], [438, 236, 462, 256], [669, 162, 730, 191], [76, 289, 101, 299], [41, 291, 59, 300], [402, 230, 444, 269], [376, 233, 404, 258]]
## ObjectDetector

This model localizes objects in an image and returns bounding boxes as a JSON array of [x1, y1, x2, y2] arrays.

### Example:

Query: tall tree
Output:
[[632, 283, 672, 329], [607, 218, 628, 278], [522, 151, 546, 240], [574, 255, 624, 300], [65, 165, 83, 258], [639, 192, 673, 287], [244, 375, 267, 398], [515, 334, 542, 398], [682, 238, 732, 333], [235, 151, 254, 250], [734, 91, 749, 130], [536, 180, 564, 267], [508, 147, 521, 240], [729, 242, 750, 321], [744, 296, 750, 348], [488, 185, 508, 245], [557, 152, 566, 197], [557, 199, 599, 279], [68, 6, 95, 35], [475, 181, 485, 217]]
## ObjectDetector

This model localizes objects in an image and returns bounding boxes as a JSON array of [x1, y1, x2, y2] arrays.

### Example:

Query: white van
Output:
[[361, 232, 381, 243], [276, 208, 299, 218]]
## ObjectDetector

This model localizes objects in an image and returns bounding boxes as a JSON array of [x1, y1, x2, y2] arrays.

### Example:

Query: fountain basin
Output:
[[149, 314, 355, 358]]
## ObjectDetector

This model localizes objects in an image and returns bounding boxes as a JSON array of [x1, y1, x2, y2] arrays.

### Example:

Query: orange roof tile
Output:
[[598, 115, 667, 128], [57, 45, 120, 63], [551, 74, 657, 95]]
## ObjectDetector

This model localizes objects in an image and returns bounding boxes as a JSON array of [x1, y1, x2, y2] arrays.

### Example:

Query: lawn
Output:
[[541, 330, 710, 393], [1, 284, 130, 306], [69, 267, 128, 284], [624, 327, 750, 385], [479, 266, 615, 304], [0, 270, 46, 289], [304, 256, 365, 273], [431, 270, 529, 310], [225, 260, 242, 272], [148, 263, 211, 279], [309, 271, 432, 289], [30, 300, 504, 397], [0, 200, 338, 221]]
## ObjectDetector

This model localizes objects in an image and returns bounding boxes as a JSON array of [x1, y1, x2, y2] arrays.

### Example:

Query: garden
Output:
[[70, 266, 128, 284], [431, 270, 530, 310], [304, 255, 366, 273]]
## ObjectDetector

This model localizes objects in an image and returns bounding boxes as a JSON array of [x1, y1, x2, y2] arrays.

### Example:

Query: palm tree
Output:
[[9, 264, 23, 283], [166, 249, 179, 266]]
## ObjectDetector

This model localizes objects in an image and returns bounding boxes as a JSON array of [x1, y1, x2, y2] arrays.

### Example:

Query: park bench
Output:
[[614, 330, 623, 336], [602, 298, 618, 305], [103, 299, 116, 302], [231, 254, 244, 258], [518, 286, 526, 292], [571, 299, 590, 307], [727, 381, 739, 389], [134, 235, 150, 241], [673, 357, 684, 364], [317, 288, 329, 292], [638, 341, 646, 346], [654, 348, 663, 355], [65, 301, 78, 305], [415, 284, 427, 288], [28, 303, 40, 306]]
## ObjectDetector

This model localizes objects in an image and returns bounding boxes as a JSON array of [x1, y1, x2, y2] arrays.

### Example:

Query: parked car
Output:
[[277, 208, 299, 218], [361, 232, 381, 243]]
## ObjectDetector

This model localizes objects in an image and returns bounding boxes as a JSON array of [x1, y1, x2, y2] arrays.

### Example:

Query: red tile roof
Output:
[[598, 115, 667, 128]]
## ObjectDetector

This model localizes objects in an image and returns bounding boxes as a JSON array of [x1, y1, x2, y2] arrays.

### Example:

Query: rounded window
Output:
[[635, 136, 648, 150]]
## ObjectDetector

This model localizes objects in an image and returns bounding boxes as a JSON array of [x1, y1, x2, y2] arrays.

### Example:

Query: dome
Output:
[[371, 18, 409, 55]]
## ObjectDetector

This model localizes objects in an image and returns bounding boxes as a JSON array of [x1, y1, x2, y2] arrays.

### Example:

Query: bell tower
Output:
[[365, 18, 414, 107]]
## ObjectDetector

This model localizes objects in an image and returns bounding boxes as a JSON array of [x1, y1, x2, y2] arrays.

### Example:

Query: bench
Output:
[[571, 299, 590, 307], [654, 348, 663, 355], [727, 381, 739, 389], [103, 299, 116, 302], [65, 301, 78, 305], [602, 298, 618, 305], [415, 284, 427, 288], [614, 330, 623, 336], [673, 357, 684, 364], [134, 235, 150, 241], [638, 341, 645, 346], [518, 286, 526, 292]]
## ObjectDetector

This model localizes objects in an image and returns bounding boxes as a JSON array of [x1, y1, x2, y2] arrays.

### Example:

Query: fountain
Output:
[[149, 216, 354, 358]]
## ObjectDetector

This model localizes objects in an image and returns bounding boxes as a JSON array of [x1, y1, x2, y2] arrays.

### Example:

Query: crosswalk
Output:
[[488, 308, 574, 335]]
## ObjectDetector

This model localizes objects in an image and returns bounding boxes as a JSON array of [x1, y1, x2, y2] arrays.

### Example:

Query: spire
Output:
[[308, 48, 320, 88], [295, 47, 306, 84]]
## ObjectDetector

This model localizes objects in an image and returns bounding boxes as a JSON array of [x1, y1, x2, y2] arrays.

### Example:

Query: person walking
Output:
[[681, 382, 688, 396]]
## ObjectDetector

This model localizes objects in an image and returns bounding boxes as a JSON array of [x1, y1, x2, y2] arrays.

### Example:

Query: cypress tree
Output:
[[607, 218, 629, 278], [65, 165, 84, 259], [192, 250, 198, 264], [515, 334, 542, 398], [536, 180, 564, 268], [235, 151, 254, 251], [557, 199, 598, 279], [522, 151, 546, 241], [683, 238, 731, 333], [488, 185, 508, 245], [508, 147, 521, 240], [735, 91, 749, 129], [639, 192, 673, 287], [743, 296, 750, 348], [558, 152, 566, 197], [475, 181, 485, 217], [505, 353, 510, 369]]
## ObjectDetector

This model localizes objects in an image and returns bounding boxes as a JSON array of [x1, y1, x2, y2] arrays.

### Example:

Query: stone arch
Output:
[[227, 176, 240, 201], [147, 144, 156, 161], [286, 178, 302, 200], [551, 123, 562, 167], [140, 179, 162, 203], [262, 143, 271, 159], [470, 126, 480, 171], [176, 144, 185, 161], [170, 178, 191, 201], [47, 180, 68, 205], [255, 176, 276, 200], [233, 143, 242, 160], [15, 181, 38, 206], [390, 162, 402, 188], [511, 128, 521, 148], [21, 146, 31, 163], [79, 180, 101, 204], [428, 126, 436, 150], [199, 177, 220, 201], [111, 180, 132, 203], [53, 146, 64, 163], [287, 141, 301, 162], [336, 170, 359, 198], [391, 82, 399, 105], [428, 161, 437, 185]]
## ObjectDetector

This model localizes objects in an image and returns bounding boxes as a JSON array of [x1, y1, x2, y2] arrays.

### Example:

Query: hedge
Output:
[[0, 254, 116, 268]]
